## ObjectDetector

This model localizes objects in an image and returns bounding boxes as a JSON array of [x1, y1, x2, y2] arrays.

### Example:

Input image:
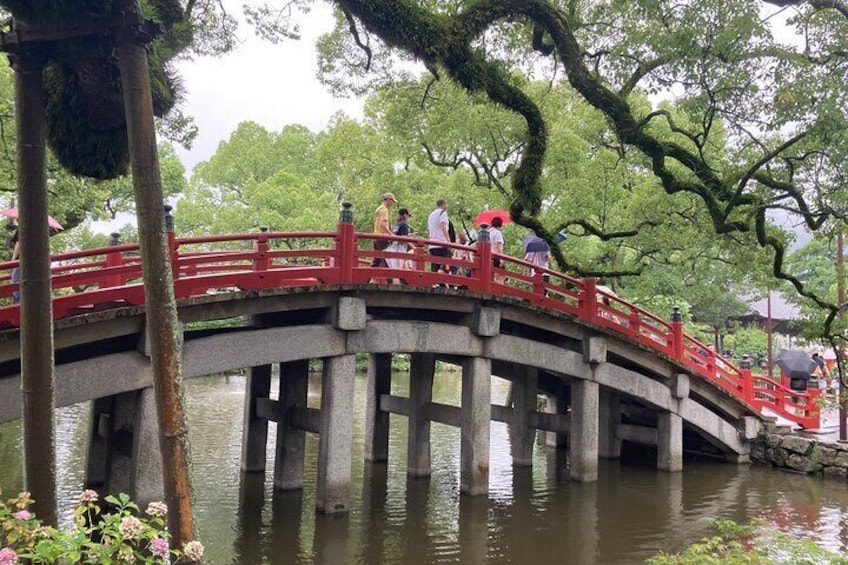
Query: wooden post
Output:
[[336, 202, 356, 284], [13, 50, 57, 526], [116, 2, 195, 545]]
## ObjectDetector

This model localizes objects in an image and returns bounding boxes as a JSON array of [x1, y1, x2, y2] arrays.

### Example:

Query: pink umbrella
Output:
[[0, 208, 63, 230]]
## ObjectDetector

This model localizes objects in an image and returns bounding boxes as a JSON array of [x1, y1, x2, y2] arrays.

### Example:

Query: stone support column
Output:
[[240, 364, 272, 473], [274, 359, 309, 490], [461, 356, 491, 496], [511, 365, 537, 466], [407, 353, 435, 477], [545, 384, 569, 448], [316, 355, 356, 513], [569, 379, 599, 482], [657, 412, 683, 472], [84, 388, 163, 506], [365, 353, 392, 463], [598, 389, 622, 459]]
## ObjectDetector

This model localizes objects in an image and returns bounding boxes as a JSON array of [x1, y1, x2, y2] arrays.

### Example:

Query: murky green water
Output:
[[2, 370, 848, 564]]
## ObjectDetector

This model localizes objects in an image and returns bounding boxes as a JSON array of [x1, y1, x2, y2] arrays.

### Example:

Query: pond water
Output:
[[1, 369, 847, 564]]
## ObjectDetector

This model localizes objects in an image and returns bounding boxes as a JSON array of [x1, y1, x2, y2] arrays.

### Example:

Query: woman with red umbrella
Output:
[[474, 209, 511, 283]]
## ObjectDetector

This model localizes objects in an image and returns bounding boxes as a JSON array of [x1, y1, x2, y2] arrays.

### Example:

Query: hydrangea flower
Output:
[[183, 540, 204, 562], [78, 489, 99, 503], [0, 548, 18, 565], [150, 537, 169, 558], [119, 516, 145, 539], [12, 510, 30, 521], [145, 501, 168, 517]]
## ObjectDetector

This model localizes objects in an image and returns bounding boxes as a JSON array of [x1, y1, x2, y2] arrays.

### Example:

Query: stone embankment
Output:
[[752, 425, 848, 479]]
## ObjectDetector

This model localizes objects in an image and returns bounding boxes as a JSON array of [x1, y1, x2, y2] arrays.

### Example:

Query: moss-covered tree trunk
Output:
[[115, 0, 195, 549]]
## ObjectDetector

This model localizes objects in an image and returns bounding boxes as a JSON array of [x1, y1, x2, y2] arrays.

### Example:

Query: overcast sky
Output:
[[171, 3, 363, 174]]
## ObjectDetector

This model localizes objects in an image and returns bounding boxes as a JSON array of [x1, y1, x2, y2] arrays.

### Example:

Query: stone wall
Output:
[[751, 433, 848, 480]]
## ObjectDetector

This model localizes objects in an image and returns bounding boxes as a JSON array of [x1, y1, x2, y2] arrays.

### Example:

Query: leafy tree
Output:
[[252, 0, 848, 341]]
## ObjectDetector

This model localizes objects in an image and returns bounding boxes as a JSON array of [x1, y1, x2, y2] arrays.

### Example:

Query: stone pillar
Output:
[[316, 355, 356, 513], [408, 353, 435, 477], [545, 383, 569, 448], [132, 387, 164, 505], [275, 359, 309, 490], [84, 388, 163, 506], [569, 379, 599, 482], [598, 389, 621, 459], [365, 353, 392, 463], [657, 412, 683, 472], [241, 364, 272, 473], [461, 356, 491, 496], [511, 365, 537, 466]]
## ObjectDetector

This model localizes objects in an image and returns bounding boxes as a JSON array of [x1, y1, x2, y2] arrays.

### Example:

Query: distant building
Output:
[[734, 293, 801, 336]]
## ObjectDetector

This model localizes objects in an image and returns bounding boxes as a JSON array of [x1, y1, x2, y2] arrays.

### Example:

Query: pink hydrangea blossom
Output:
[[119, 516, 144, 538], [145, 501, 167, 517], [12, 510, 30, 521], [150, 537, 169, 558], [78, 489, 99, 503], [0, 547, 18, 565]]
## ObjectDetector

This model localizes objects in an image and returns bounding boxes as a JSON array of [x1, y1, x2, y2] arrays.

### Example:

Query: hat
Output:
[[398, 208, 411, 216], [382, 192, 397, 202]]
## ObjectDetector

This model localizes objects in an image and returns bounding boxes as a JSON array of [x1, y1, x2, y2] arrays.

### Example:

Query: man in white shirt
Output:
[[427, 198, 451, 273]]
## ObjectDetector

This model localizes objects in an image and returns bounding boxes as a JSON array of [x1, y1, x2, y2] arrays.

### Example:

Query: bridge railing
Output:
[[0, 211, 820, 428]]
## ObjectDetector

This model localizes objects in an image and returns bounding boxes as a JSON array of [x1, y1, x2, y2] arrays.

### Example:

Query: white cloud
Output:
[[172, 4, 364, 174]]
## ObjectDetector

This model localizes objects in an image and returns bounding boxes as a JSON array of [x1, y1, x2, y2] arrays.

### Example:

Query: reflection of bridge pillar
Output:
[[511, 365, 537, 466], [461, 356, 491, 496], [240, 364, 272, 473], [657, 412, 683, 472], [316, 355, 356, 513], [408, 353, 435, 477], [569, 379, 599, 482], [365, 353, 392, 463], [598, 389, 621, 459], [84, 387, 163, 505], [274, 359, 309, 490]]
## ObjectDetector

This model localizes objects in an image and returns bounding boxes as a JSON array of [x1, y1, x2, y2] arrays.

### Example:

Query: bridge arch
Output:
[[0, 287, 761, 511]]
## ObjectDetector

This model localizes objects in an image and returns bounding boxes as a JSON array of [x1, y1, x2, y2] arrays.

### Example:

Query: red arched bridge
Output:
[[0, 208, 819, 432]]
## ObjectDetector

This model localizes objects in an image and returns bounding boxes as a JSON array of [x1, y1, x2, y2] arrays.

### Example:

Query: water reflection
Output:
[[1, 371, 848, 564]]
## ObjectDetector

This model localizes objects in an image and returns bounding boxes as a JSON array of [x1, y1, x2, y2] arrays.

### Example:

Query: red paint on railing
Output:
[[0, 224, 820, 429]]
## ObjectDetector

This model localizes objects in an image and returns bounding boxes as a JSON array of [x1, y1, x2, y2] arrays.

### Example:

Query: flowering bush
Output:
[[0, 489, 204, 564]]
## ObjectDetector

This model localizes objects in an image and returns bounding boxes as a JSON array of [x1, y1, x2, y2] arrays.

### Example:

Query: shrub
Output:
[[646, 518, 848, 564], [0, 489, 203, 564]]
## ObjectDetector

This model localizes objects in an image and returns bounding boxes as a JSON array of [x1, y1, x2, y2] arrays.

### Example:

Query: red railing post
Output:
[[103, 232, 125, 288], [476, 226, 492, 294], [253, 226, 270, 273], [580, 277, 597, 324], [165, 205, 179, 280], [739, 354, 754, 403], [670, 306, 684, 360], [336, 202, 356, 284]]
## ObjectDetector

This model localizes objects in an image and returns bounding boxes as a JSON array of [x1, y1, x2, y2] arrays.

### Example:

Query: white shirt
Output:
[[428, 207, 449, 248], [489, 227, 504, 252]]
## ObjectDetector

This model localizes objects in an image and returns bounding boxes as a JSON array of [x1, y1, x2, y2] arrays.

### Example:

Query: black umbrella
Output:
[[523, 235, 550, 253], [776, 349, 817, 391]]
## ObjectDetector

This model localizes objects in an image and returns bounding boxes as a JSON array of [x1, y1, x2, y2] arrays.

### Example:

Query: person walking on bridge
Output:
[[371, 192, 396, 269], [428, 198, 451, 276]]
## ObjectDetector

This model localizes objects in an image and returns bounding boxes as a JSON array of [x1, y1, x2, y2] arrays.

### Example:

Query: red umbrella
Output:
[[0, 208, 63, 230], [473, 208, 513, 226]]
